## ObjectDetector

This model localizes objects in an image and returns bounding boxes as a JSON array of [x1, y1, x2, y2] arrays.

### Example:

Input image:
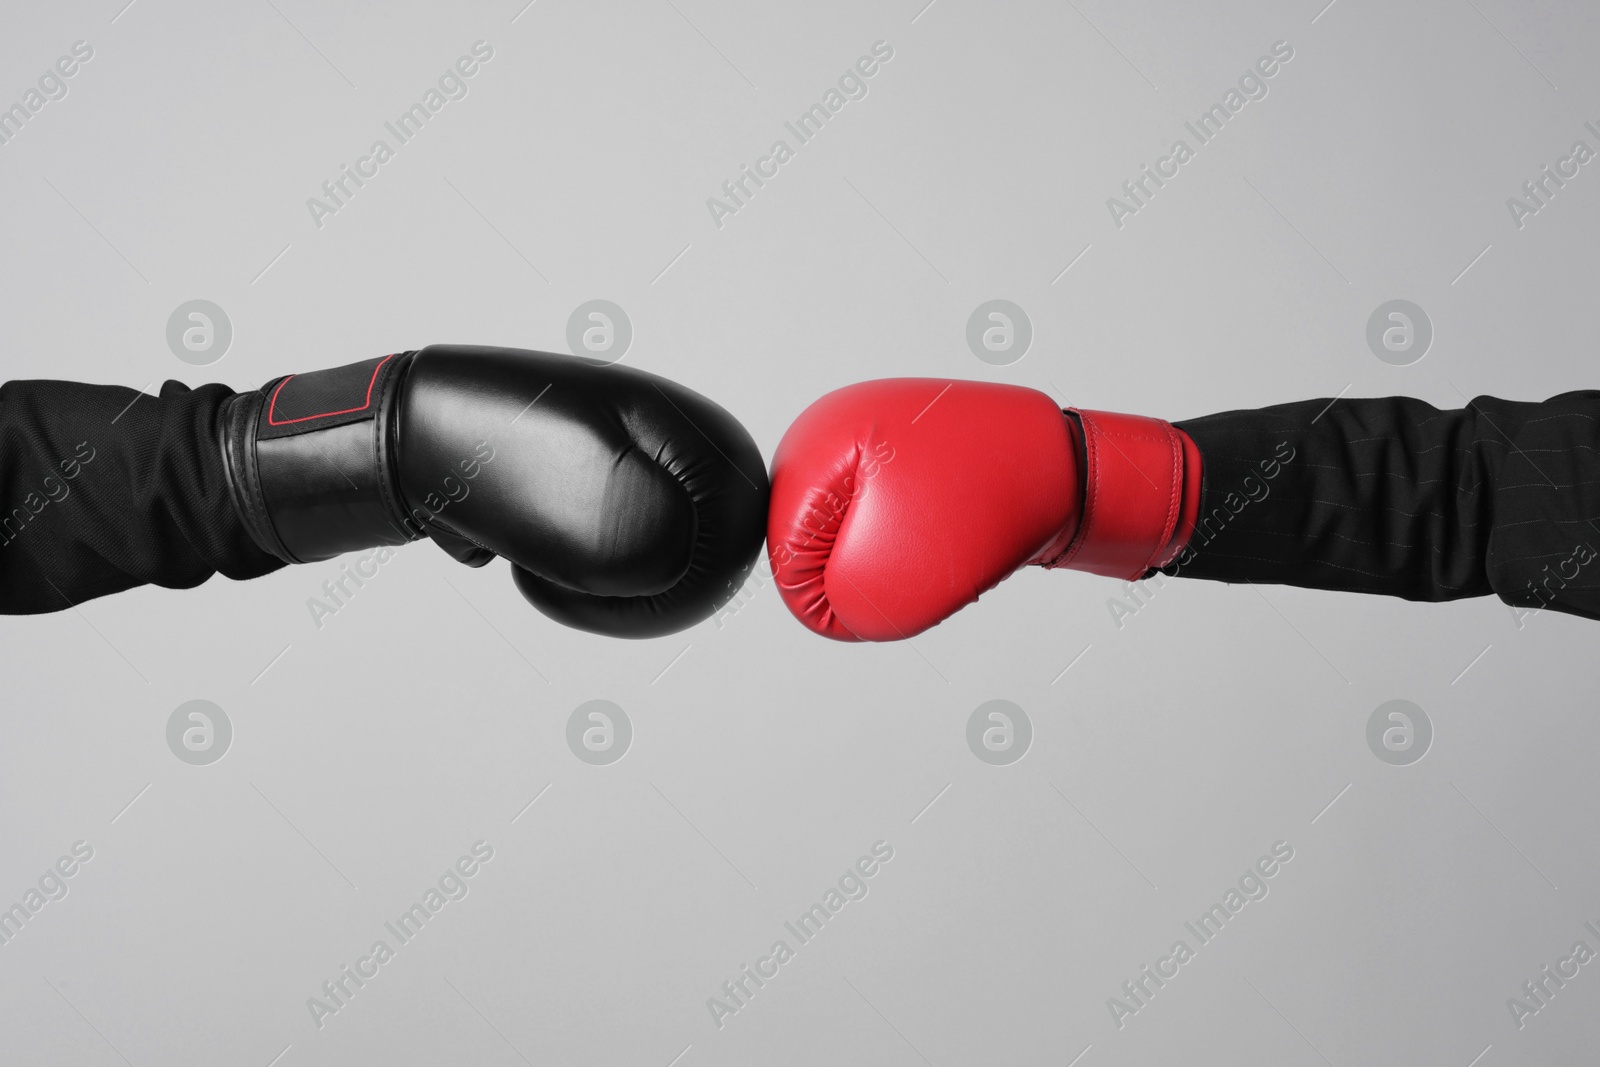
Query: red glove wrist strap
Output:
[[1041, 408, 1190, 580]]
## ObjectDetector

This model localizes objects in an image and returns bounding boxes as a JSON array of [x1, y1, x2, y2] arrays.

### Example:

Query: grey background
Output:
[[2, 0, 1598, 1064]]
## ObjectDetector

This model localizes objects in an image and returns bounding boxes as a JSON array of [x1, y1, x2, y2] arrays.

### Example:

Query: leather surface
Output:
[[1164, 428, 1203, 567], [1044, 408, 1187, 580], [767, 379, 1080, 642], [218, 390, 292, 562], [220, 345, 769, 638], [403, 346, 768, 638], [256, 416, 414, 562]]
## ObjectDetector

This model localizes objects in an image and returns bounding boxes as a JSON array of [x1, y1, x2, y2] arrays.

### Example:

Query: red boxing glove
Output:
[[767, 379, 1202, 641]]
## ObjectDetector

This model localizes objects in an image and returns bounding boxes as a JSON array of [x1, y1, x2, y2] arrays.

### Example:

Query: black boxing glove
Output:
[[219, 345, 768, 638]]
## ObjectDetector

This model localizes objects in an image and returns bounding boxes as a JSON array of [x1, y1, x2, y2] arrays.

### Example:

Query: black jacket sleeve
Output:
[[1170, 391, 1600, 621], [0, 378, 284, 613]]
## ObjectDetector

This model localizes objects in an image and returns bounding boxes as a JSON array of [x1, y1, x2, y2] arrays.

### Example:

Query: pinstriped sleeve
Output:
[[1167, 392, 1600, 621], [0, 378, 284, 614]]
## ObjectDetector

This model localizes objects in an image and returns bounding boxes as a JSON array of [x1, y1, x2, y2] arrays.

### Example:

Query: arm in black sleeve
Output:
[[1167, 391, 1600, 621], [0, 378, 284, 613]]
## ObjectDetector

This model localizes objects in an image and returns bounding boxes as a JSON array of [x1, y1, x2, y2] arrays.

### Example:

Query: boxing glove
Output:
[[219, 345, 768, 638], [766, 378, 1202, 641]]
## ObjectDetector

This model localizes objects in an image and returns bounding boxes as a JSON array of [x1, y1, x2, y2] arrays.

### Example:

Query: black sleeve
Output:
[[1169, 391, 1600, 621], [0, 378, 285, 614]]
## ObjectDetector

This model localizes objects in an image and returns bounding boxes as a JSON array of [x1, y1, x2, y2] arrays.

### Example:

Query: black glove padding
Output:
[[220, 345, 769, 638]]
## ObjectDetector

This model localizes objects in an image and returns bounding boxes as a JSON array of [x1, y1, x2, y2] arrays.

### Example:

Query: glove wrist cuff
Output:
[[219, 390, 292, 562], [221, 352, 422, 565], [1041, 408, 1188, 580]]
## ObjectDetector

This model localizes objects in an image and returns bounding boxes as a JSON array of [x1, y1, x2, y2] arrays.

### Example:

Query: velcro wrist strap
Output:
[[1044, 408, 1184, 580], [237, 353, 421, 564]]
